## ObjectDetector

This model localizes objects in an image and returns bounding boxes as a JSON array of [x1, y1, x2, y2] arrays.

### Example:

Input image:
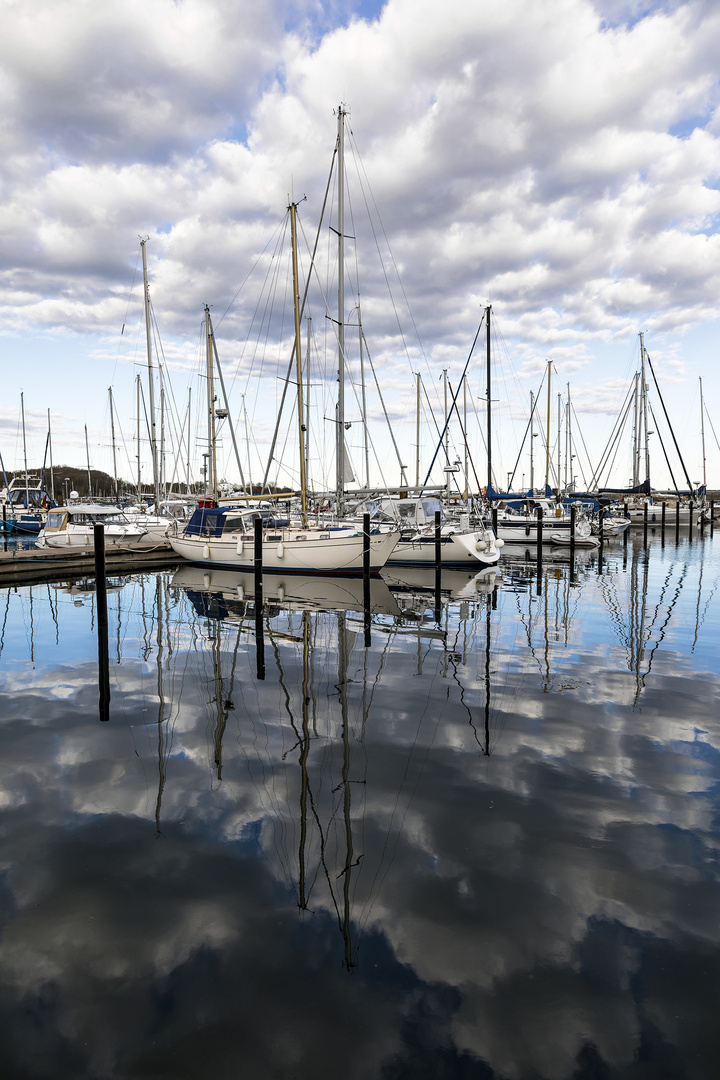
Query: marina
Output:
[[2, 4, 720, 1075], [0, 526, 717, 1078]]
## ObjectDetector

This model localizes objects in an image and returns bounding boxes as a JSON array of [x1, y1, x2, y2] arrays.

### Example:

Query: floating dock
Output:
[[0, 543, 181, 586]]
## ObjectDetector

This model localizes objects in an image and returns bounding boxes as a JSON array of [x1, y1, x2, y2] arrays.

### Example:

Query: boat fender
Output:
[[495, 537, 504, 548], [277, 585, 285, 601], [277, 541, 284, 559], [65, 532, 71, 545], [203, 573, 211, 589], [203, 543, 211, 560], [237, 584, 244, 601], [476, 539, 487, 552], [236, 538, 243, 555]]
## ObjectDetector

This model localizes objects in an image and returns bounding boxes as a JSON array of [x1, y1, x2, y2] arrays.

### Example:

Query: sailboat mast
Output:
[[443, 369, 449, 465], [640, 331, 650, 484], [545, 359, 552, 489], [306, 316, 312, 486], [529, 390, 535, 492], [700, 376, 707, 489], [185, 388, 192, 494], [109, 387, 119, 501], [557, 392, 561, 491], [415, 372, 421, 487], [632, 371, 640, 487], [47, 409, 55, 502], [85, 424, 92, 498], [140, 239, 160, 511], [486, 305, 492, 488], [136, 374, 142, 499], [336, 104, 347, 516], [358, 303, 370, 488], [21, 392, 29, 503], [290, 201, 308, 526], [205, 305, 218, 502], [159, 383, 165, 501], [463, 376, 468, 499]]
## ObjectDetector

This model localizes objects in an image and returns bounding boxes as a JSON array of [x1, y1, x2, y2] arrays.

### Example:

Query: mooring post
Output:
[[434, 510, 442, 622], [570, 503, 576, 559], [363, 512, 371, 648], [711, 501, 715, 535], [536, 506, 543, 596], [688, 501, 694, 544], [2, 503, 7, 552], [94, 523, 110, 722], [643, 502, 648, 544], [254, 517, 265, 680], [661, 502, 666, 534], [492, 506, 498, 536], [675, 500, 680, 542]]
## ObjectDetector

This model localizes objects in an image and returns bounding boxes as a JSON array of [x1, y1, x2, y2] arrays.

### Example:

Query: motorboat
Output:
[[35, 504, 149, 548], [359, 496, 502, 568]]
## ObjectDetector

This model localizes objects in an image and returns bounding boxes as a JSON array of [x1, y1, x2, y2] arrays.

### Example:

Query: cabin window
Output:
[[46, 512, 65, 529], [422, 499, 443, 520]]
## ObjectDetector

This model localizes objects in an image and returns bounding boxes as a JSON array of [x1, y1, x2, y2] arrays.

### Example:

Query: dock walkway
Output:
[[0, 543, 181, 586]]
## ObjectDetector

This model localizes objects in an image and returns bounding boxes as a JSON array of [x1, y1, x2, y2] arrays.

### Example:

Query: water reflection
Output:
[[0, 532, 717, 1078]]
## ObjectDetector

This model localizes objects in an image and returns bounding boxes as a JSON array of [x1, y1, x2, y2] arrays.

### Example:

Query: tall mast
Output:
[[639, 331, 650, 484], [47, 409, 55, 502], [567, 385, 573, 490], [557, 392, 561, 491], [85, 424, 92, 498], [545, 359, 552, 489], [159, 382, 165, 501], [306, 316, 312, 486], [700, 376, 707, 488], [443, 369, 449, 465], [415, 372, 421, 487], [21, 392, 29, 503], [358, 303, 370, 488], [463, 376, 468, 499], [336, 104, 347, 515], [486, 305, 492, 488], [290, 201, 308, 526], [632, 371, 640, 487], [205, 305, 218, 502], [136, 374, 142, 499], [529, 390, 534, 492], [243, 395, 251, 491], [140, 239, 160, 511], [109, 387, 118, 502], [185, 388, 192, 494]]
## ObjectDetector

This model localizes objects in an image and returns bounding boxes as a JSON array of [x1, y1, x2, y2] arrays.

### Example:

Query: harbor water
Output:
[[0, 528, 718, 1078]]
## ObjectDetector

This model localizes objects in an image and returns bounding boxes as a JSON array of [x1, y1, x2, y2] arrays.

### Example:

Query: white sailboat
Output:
[[168, 200, 400, 575]]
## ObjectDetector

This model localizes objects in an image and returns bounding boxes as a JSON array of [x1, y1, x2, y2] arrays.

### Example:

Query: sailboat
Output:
[[168, 201, 400, 575], [0, 396, 57, 534]]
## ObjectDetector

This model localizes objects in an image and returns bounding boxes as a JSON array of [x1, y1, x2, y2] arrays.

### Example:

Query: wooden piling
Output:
[[93, 523, 110, 722]]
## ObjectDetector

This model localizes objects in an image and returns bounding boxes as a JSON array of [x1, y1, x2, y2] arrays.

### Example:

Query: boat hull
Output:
[[386, 530, 500, 567], [168, 528, 399, 575]]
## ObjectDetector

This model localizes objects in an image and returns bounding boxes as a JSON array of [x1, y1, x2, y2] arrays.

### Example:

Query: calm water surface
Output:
[[0, 531, 718, 1079]]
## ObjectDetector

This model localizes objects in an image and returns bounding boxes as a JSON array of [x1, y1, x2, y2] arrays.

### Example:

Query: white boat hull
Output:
[[168, 527, 399, 574], [37, 525, 148, 548], [386, 529, 500, 567]]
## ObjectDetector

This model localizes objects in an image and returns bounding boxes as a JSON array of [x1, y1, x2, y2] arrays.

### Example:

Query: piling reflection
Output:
[[0, 533, 717, 1078]]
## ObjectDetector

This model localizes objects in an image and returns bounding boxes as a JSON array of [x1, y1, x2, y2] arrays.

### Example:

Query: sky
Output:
[[1, 0, 719, 494]]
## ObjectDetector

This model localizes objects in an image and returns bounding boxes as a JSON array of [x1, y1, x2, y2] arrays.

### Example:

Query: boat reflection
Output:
[[171, 564, 403, 619]]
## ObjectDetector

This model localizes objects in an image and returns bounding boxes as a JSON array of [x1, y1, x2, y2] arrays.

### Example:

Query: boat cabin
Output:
[[184, 506, 291, 539]]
